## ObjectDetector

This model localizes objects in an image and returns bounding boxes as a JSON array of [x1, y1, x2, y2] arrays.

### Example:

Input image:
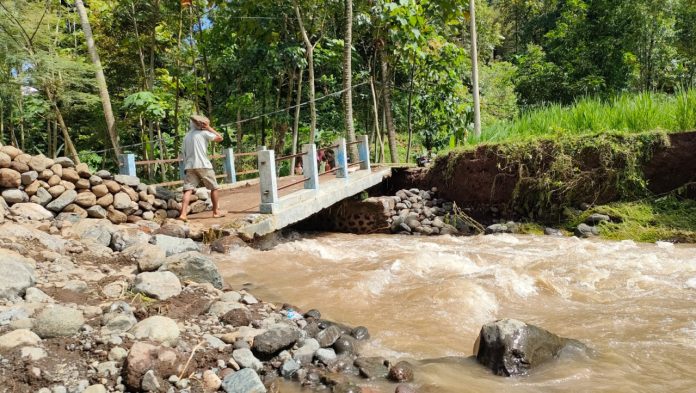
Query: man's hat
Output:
[[190, 114, 209, 124]]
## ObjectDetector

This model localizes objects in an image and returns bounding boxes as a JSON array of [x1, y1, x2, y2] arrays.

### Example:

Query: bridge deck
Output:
[[186, 166, 391, 237]]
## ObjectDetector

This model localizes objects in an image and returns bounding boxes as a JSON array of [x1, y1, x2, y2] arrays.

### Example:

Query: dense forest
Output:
[[0, 0, 695, 176]]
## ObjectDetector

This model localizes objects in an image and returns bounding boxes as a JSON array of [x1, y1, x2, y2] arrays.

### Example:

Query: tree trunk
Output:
[[45, 88, 80, 163], [406, 60, 415, 163], [173, 6, 184, 149], [378, 44, 398, 163], [343, 0, 358, 162], [195, 3, 213, 117], [294, 1, 317, 144], [290, 69, 304, 172], [236, 107, 243, 148], [75, 0, 120, 157], [369, 76, 384, 163], [275, 69, 295, 153]]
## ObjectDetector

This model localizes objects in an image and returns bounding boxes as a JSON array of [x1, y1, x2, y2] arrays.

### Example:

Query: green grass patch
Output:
[[568, 196, 696, 243]]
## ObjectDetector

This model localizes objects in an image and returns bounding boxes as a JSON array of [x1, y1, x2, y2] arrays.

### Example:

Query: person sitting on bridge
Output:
[[178, 114, 226, 221]]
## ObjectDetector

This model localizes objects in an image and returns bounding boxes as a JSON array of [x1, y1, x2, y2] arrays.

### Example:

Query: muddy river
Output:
[[216, 233, 696, 392]]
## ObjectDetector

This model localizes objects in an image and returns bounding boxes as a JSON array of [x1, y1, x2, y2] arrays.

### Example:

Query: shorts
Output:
[[183, 168, 220, 191]]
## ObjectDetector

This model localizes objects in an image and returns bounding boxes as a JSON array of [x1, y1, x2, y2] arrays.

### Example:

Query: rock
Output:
[[9, 161, 29, 173], [108, 346, 128, 362], [292, 338, 319, 364], [54, 156, 75, 167], [232, 348, 263, 371], [74, 162, 90, 177], [95, 169, 111, 179], [121, 243, 167, 272], [28, 155, 53, 172], [475, 318, 586, 376], [2, 189, 29, 203], [485, 222, 518, 235], [21, 170, 38, 185], [107, 206, 127, 224], [355, 357, 388, 379], [395, 385, 417, 393], [333, 334, 356, 355], [141, 369, 161, 392], [159, 251, 222, 288], [111, 228, 151, 251], [133, 271, 182, 300], [96, 193, 114, 207], [280, 359, 300, 378], [61, 167, 80, 182], [31, 188, 53, 206], [20, 346, 47, 361], [203, 370, 222, 391], [112, 192, 131, 210], [130, 315, 180, 345], [575, 223, 599, 238], [317, 325, 342, 347], [103, 180, 121, 193], [252, 324, 300, 359], [0, 145, 21, 158], [586, 213, 610, 225], [33, 305, 84, 338], [155, 222, 188, 238], [123, 341, 181, 391], [0, 329, 41, 350], [75, 178, 90, 189], [315, 348, 337, 365], [86, 205, 107, 219], [25, 287, 54, 303], [62, 203, 88, 218], [114, 174, 140, 187], [47, 184, 66, 198], [221, 368, 266, 393], [101, 301, 137, 334], [83, 385, 107, 393], [351, 326, 370, 340], [220, 308, 252, 327], [211, 235, 249, 254], [544, 227, 563, 236], [0, 151, 10, 167], [46, 189, 77, 212], [47, 174, 61, 186], [190, 200, 207, 214], [0, 250, 36, 300], [74, 191, 97, 207], [50, 164, 62, 177], [72, 218, 114, 246], [151, 234, 200, 256], [0, 168, 21, 188], [388, 361, 414, 382]]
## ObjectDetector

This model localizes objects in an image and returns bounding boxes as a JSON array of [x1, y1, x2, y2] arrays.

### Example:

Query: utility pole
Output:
[[469, 0, 481, 138]]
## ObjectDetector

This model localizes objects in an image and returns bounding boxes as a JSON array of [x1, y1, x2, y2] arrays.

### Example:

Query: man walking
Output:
[[178, 114, 226, 220]]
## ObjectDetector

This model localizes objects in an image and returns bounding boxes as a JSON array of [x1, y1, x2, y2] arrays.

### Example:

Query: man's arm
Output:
[[202, 122, 223, 143]]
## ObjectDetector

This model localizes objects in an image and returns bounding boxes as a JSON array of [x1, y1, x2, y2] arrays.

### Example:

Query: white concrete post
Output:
[[302, 144, 319, 190], [336, 138, 348, 179], [118, 154, 136, 176], [358, 134, 371, 171], [258, 149, 279, 214], [223, 147, 237, 184], [178, 157, 185, 180]]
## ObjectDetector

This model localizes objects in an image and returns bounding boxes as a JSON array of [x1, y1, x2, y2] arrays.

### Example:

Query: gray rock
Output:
[[133, 271, 182, 300], [252, 325, 300, 358], [95, 170, 111, 179], [475, 318, 586, 376], [586, 213, 610, 225], [221, 368, 266, 393], [544, 227, 563, 236], [54, 157, 75, 168], [20, 346, 47, 361], [72, 219, 114, 247], [46, 189, 77, 212], [0, 250, 36, 300], [101, 301, 137, 335], [0, 329, 41, 350], [83, 385, 107, 393], [575, 223, 599, 238], [87, 205, 107, 219], [130, 316, 180, 345], [122, 243, 167, 272], [150, 234, 200, 256], [141, 370, 160, 392], [113, 192, 132, 210], [354, 357, 388, 379], [111, 228, 151, 251], [293, 338, 319, 364], [315, 348, 337, 365], [114, 174, 140, 187], [25, 287, 54, 303], [31, 188, 53, 206], [232, 348, 263, 371], [2, 189, 28, 204], [89, 175, 103, 186], [21, 171, 38, 185], [485, 222, 519, 235], [159, 251, 222, 289], [281, 358, 300, 378], [33, 306, 84, 338], [388, 361, 415, 382], [316, 325, 342, 347], [10, 203, 53, 220]]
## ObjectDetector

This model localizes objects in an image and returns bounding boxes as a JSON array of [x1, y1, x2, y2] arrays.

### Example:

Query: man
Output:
[[178, 114, 226, 220]]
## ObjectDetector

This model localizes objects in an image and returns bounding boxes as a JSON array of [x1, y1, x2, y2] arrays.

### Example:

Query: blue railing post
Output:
[[223, 147, 237, 184], [335, 138, 348, 179], [302, 144, 319, 190], [119, 154, 136, 176], [358, 134, 371, 171], [178, 157, 185, 180], [258, 149, 279, 214]]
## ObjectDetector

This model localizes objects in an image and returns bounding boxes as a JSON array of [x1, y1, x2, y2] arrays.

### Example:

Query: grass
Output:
[[568, 196, 696, 243], [471, 89, 696, 145]]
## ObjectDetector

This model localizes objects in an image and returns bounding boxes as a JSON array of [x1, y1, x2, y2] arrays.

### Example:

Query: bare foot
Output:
[[212, 210, 227, 218], [178, 215, 189, 222]]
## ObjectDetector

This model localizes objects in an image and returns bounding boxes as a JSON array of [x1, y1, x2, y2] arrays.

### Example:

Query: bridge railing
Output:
[[257, 134, 371, 214]]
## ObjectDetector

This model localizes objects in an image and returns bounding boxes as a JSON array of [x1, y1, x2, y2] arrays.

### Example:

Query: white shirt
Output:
[[182, 123, 216, 170]]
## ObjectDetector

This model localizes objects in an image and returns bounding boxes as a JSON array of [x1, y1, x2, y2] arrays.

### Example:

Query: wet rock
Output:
[[395, 385, 417, 393], [123, 341, 182, 391], [221, 308, 252, 327], [485, 222, 519, 235], [33, 305, 84, 338], [315, 348, 337, 365], [388, 361, 414, 382], [333, 383, 362, 393], [304, 309, 321, 319], [221, 368, 266, 393], [130, 315, 180, 346], [0, 329, 41, 350], [293, 338, 320, 364], [133, 271, 182, 300], [159, 251, 222, 289], [0, 250, 36, 300], [544, 227, 563, 236], [233, 348, 264, 371], [151, 234, 200, 256], [575, 223, 599, 238], [281, 359, 300, 378], [252, 324, 300, 359], [351, 326, 370, 341], [333, 334, 356, 355], [211, 235, 249, 253], [475, 318, 585, 376], [354, 357, 388, 379], [586, 213, 610, 225], [317, 325, 343, 347]]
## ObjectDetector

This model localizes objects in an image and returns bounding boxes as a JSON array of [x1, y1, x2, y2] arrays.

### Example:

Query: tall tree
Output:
[[294, 0, 320, 144], [343, 0, 358, 161]]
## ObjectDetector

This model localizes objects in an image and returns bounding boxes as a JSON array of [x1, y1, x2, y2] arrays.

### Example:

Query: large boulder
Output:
[[121, 243, 167, 272], [0, 249, 36, 300], [150, 234, 200, 256], [0, 222, 66, 251], [475, 319, 586, 376], [221, 368, 266, 393], [10, 203, 54, 220], [0, 168, 21, 188], [123, 341, 182, 391], [132, 271, 182, 300], [252, 324, 300, 359], [46, 189, 77, 212], [33, 305, 84, 338], [159, 251, 222, 289], [72, 219, 115, 246]]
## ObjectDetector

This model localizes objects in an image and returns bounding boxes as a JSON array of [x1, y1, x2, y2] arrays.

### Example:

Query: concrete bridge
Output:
[[119, 135, 391, 238]]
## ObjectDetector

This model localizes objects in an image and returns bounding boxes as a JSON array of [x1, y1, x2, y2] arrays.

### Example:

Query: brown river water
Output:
[[215, 233, 696, 393]]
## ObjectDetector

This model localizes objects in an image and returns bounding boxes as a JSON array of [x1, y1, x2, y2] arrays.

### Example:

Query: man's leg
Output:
[[211, 189, 221, 217], [179, 189, 193, 220]]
